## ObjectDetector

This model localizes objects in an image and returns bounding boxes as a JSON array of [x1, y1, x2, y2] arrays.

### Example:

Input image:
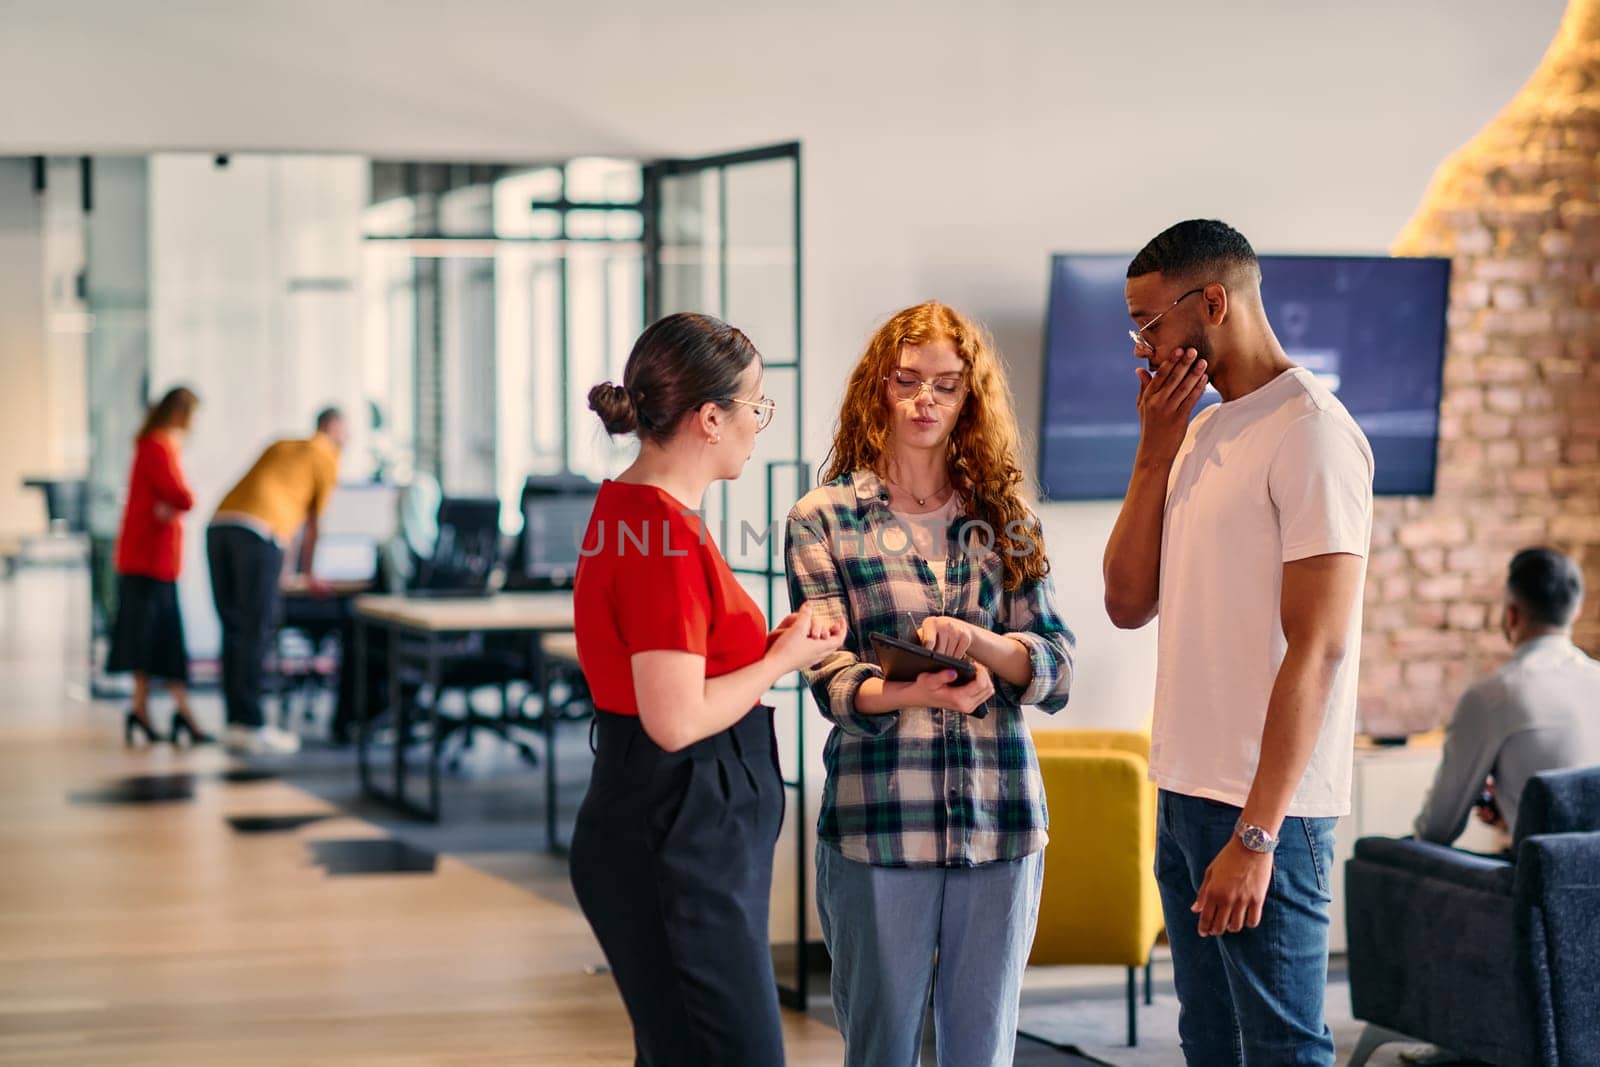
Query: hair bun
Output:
[[588, 381, 639, 436]]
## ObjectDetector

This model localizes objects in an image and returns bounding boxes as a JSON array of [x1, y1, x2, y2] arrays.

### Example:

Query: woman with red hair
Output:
[[786, 302, 1074, 1067]]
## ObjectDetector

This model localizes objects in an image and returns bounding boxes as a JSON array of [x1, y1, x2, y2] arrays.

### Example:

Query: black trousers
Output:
[[206, 525, 283, 729], [570, 705, 786, 1067]]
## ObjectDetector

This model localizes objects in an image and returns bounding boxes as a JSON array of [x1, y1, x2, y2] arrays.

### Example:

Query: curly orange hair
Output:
[[820, 301, 1048, 591]]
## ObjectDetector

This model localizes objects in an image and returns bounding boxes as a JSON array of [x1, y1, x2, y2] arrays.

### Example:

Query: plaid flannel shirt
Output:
[[784, 470, 1074, 868]]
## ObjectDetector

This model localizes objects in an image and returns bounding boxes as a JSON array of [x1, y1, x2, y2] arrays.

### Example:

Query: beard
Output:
[[1143, 331, 1214, 377], [1181, 330, 1213, 367]]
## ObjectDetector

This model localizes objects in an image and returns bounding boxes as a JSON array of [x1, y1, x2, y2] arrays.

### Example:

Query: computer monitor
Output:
[[306, 482, 399, 583], [1039, 254, 1451, 500], [319, 483, 401, 541], [514, 475, 600, 590], [310, 538, 379, 582], [411, 497, 502, 595]]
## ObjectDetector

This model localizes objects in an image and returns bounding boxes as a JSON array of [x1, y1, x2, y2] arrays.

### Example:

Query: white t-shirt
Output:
[[1150, 367, 1374, 818]]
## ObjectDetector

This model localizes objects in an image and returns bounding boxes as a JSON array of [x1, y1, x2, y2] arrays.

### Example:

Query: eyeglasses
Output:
[[721, 395, 776, 431], [884, 369, 968, 407], [1129, 287, 1205, 354]]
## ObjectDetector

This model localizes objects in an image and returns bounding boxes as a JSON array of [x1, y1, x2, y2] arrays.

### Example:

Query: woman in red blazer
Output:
[[109, 386, 211, 745]]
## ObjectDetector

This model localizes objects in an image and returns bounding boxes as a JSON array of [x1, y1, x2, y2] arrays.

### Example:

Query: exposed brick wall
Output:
[[1361, 0, 1600, 733]]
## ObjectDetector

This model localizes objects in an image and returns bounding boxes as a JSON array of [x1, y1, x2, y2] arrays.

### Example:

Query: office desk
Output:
[[282, 576, 375, 598], [353, 592, 578, 823]]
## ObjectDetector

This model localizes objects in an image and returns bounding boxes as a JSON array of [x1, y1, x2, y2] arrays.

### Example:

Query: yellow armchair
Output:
[[1028, 729, 1164, 1047]]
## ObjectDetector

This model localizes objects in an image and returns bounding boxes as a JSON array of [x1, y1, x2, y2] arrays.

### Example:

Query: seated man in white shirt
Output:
[[1415, 547, 1600, 846]]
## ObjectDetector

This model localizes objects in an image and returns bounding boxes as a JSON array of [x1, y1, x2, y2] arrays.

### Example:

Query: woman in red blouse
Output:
[[109, 386, 212, 745], [571, 313, 844, 1065]]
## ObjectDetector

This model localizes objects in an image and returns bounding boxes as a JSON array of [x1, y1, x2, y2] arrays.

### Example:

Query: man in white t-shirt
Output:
[[1104, 220, 1374, 1066]]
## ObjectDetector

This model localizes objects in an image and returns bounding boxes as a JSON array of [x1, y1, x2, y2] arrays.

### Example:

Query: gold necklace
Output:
[[887, 475, 950, 508]]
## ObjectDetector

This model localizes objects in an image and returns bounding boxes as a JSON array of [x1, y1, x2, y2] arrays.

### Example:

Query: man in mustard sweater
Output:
[[208, 408, 346, 755]]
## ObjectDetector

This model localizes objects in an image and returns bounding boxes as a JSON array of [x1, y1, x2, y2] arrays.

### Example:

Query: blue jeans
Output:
[[1155, 790, 1338, 1067], [815, 844, 1044, 1067]]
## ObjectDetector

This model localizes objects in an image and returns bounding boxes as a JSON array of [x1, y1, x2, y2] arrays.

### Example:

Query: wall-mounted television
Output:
[[1038, 254, 1451, 501]]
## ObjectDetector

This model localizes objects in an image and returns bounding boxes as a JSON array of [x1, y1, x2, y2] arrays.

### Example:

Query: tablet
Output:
[[869, 631, 979, 687]]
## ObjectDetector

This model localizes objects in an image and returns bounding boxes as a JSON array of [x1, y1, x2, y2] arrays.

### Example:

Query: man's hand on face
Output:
[[1134, 346, 1209, 468]]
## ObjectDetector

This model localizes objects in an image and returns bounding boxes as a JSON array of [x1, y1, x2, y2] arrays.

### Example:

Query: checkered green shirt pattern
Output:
[[784, 470, 1074, 868]]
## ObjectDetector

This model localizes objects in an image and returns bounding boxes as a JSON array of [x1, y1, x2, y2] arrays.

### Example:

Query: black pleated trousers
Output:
[[569, 705, 786, 1067]]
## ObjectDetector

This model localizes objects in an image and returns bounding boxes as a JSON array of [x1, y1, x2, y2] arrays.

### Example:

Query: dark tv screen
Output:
[[1038, 254, 1451, 500]]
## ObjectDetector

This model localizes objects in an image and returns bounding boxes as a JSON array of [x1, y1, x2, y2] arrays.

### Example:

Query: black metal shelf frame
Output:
[[642, 141, 814, 1009]]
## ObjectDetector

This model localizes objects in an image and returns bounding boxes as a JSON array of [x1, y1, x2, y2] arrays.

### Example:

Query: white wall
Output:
[[0, 0, 1566, 721], [0, 160, 93, 546], [39, 160, 89, 482], [148, 154, 369, 657], [0, 159, 50, 539]]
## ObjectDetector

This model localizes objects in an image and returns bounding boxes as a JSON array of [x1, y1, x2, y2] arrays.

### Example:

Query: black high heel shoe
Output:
[[124, 710, 162, 746], [170, 714, 217, 746]]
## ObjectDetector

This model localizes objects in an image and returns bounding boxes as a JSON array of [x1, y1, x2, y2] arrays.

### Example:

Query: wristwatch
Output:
[[1235, 819, 1278, 855]]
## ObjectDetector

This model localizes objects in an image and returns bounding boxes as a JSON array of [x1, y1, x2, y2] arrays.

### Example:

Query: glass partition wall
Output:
[[26, 141, 812, 1004], [362, 158, 645, 528], [648, 144, 811, 1005], [65, 153, 651, 665]]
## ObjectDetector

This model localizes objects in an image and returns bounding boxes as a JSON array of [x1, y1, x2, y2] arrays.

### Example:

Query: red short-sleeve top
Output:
[[572, 480, 768, 715]]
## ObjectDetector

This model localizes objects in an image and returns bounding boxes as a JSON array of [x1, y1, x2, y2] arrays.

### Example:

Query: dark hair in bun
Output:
[[587, 382, 637, 436], [589, 312, 760, 443]]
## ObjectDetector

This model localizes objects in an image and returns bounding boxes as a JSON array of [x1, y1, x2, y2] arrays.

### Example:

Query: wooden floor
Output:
[[0, 569, 845, 1065]]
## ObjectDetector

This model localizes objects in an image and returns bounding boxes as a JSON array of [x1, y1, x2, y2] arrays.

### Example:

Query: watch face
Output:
[[1241, 826, 1272, 852]]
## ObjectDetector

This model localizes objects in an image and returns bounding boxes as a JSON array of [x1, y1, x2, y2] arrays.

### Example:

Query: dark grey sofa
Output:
[[1345, 766, 1600, 1067]]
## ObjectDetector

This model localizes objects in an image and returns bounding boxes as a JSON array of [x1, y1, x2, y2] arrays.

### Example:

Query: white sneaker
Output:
[[261, 725, 302, 754], [224, 725, 302, 756]]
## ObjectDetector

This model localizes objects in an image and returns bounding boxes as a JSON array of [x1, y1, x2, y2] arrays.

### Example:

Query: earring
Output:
[[710, 434, 722, 445]]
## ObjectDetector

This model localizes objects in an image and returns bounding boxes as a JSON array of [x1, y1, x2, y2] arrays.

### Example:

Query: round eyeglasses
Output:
[[721, 395, 775, 431], [884, 370, 967, 407], [1129, 287, 1205, 354]]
